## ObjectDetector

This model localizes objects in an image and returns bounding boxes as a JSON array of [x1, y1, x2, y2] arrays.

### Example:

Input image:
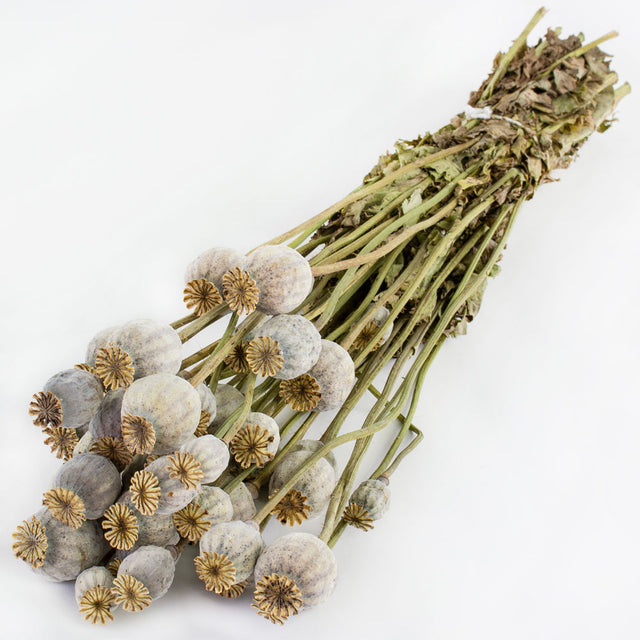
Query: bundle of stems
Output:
[[171, 9, 627, 548]]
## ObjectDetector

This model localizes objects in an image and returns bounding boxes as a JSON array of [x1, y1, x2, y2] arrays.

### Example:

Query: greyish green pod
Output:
[[371, 306, 393, 344], [89, 388, 125, 440], [290, 439, 338, 474], [75, 565, 117, 624], [210, 384, 244, 431], [180, 434, 229, 484], [118, 492, 179, 549], [28, 508, 110, 582], [196, 383, 217, 427], [185, 247, 244, 291], [242, 245, 313, 315], [198, 520, 263, 584], [142, 455, 201, 515], [252, 314, 322, 380], [75, 565, 114, 603], [73, 431, 95, 456], [46, 453, 121, 526], [114, 545, 175, 612], [85, 326, 118, 368], [269, 449, 336, 519], [226, 482, 257, 521], [243, 411, 280, 458], [41, 369, 104, 429], [253, 533, 338, 622], [121, 373, 201, 454], [87, 319, 183, 379], [194, 486, 234, 527], [308, 340, 355, 411], [350, 478, 390, 521]]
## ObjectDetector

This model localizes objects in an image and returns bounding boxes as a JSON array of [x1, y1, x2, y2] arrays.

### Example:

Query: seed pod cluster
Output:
[[16, 18, 610, 622]]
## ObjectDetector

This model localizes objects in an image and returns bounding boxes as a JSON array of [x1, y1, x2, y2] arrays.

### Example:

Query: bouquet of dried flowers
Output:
[[12, 8, 629, 626]]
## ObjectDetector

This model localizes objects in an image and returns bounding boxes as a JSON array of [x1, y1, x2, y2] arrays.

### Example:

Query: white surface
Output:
[[1, 1, 639, 639]]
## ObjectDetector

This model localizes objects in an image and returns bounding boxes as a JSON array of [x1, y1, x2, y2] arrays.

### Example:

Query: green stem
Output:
[[480, 7, 548, 101], [188, 313, 262, 387], [261, 140, 475, 248], [178, 304, 230, 343]]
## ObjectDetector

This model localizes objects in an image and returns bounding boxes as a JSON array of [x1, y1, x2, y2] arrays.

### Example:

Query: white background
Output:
[[1, 1, 639, 639]]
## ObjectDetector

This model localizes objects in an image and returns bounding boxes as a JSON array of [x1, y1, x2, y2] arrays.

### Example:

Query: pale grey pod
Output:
[[87, 320, 183, 379], [121, 373, 201, 454], [254, 533, 338, 609], [227, 482, 257, 521], [350, 479, 390, 520], [43, 369, 103, 429], [73, 431, 95, 456], [117, 545, 175, 602], [118, 492, 179, 549], [210, 384, 244, 430], [194, 486, 234, 527], [244, 411, 280, 457], [52, 453, 121, 520], [89, 389, 124, 440], [198, 521, 263, 583], [74, 566, 114, 604], [269, 450, 336, 518], [372, 306, 393, 344], [180, 435, 229, 484], [85, 326, 118, 366], [242, 245, 313, 315], [196, 383, 217, 426], [32, 509, 109, 582], [252, 315, 321, 380], [308, 340, 355, 411], [290, 439, 338, 474], [109, 319, 183, 379], [185, 247, 243, 291], [145, 456, 199, 515]]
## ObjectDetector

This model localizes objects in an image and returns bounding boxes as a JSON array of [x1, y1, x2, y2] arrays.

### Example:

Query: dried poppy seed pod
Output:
[[185, 247, 244, 292], [113, 545, 175, 612], [227, 482, 257, 521], [195, 520, 263, 592], [75, 566, 116, 624], [353, 305, 393, 351], [252, 315, 322, 380], [89, 388, 125, 440], [44, 453, 122, 528], [130, 454, 200, 516], [242, 245, 313, 315], [121, 373, 201, 454], [74, 431, 95, 456], [269, 449, 336, 522], [307, 340, 355, 411], [290, 439, 338, 473], [180, 434, 229, 484], [117, 492, 179, 550], [230, 411, 280, 469], [196, 383, 217, 431], [343, 478, 390, 531], [86, 326, 118, 365], [210, 384, 244, 431], [173, 486, 234, 542], [87, 319, 183, 380], [13, 508, 110, 582], [75, 565, 114, 603], [253, 533, 338, 624], [31, 369, 103, 430], [195, 486, 234, 526]]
